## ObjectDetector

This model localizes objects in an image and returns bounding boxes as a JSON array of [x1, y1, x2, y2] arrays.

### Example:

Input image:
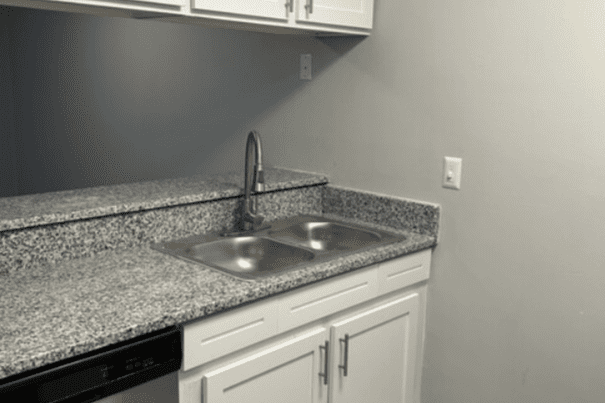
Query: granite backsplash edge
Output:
[[0, 183, 325, 275], [322, 185, 441, 239], [0, 167, 329, 233]]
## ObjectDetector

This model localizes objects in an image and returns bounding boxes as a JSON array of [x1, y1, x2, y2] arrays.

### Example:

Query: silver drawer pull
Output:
[[305, 0, 313, 14], [319, 341, 329, 385], [339, 334, 349, 376]]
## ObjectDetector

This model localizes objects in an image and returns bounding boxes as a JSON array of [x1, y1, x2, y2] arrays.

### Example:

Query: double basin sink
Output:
[[151, 215, 405, 280]]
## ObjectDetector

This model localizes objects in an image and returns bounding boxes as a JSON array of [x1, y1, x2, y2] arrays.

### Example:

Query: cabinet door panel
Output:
[[203, 327, 329, 403], [296, 0, 373, 29], [329, 293, 419, 403], [193, 0, 289, 21]]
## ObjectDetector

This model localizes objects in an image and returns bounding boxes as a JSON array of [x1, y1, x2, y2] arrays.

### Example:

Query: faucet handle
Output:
[[254, 169, 265, 192]]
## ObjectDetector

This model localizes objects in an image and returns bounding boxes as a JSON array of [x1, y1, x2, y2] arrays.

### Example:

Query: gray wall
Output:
[[4, 0, 605, 402], [0, 7, 19, 195], [250, 0, 605, 402], [0, 6, 326, 196]]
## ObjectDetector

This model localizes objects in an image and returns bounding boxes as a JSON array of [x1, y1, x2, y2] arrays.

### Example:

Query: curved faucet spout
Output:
[[243, 130, 265, 231]]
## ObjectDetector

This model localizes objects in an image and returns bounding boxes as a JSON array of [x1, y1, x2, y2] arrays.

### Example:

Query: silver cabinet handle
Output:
[[285, 0, 293, 13], [305, 0, 313, 14], [319, 341, 329, 385], [339, 334, 349, 376]]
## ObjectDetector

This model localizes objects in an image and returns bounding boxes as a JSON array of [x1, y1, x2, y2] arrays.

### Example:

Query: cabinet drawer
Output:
[[278, 268, 378, 332], [182, 300, 278, 370], [378, 249, 431, 295]]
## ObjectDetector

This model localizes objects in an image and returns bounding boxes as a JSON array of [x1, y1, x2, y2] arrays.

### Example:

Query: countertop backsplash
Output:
[[0, 169, 442, 276], [323, 185, 440, 238], [0, 168, 327, 275]]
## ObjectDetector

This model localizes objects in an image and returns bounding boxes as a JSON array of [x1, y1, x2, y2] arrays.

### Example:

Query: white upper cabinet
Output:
[[191, 0, 374, 32], [1, 0, 374, 34], [43, 0, 184, 11], [296, 0, 373, 30], [192, 0, 290, 22]]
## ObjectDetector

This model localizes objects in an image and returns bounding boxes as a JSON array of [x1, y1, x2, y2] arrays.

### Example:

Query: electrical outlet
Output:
[[442, 156, 462, 190], [300, 54, 312, 80]]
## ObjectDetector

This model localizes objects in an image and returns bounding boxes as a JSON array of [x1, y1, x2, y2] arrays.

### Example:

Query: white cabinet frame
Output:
[[0, 0, 374, 36], [179, 249, 431, 403]]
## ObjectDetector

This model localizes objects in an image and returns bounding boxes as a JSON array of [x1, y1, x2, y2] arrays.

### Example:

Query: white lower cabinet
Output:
[[329, 293, 419, 403], [179, 249, 431, 403], [203, 327, 329, 403]]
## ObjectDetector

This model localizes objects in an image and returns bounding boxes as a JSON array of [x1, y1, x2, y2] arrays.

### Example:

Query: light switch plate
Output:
[[442, 156, 462, 190]]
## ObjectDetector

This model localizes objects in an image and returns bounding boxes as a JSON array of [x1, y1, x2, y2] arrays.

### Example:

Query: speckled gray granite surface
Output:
[[0, 186, 323, 275], [0, 175, 440, 382], [0, 215, 436, 381], [323, 185, 440, 239], [0, 167, 328, 232]]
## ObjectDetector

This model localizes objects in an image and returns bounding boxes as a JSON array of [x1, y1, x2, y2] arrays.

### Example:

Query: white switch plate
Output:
[[442, 156, 462, 190], [300, 54, 312, 80]]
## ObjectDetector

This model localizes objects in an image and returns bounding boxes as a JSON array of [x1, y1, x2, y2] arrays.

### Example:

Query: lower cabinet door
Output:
[[202, 327, 330, 403], [329, 293, 420, 403]]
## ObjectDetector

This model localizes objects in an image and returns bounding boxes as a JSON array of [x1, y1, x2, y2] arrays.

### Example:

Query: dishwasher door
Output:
[[0, 326, 181, 403]]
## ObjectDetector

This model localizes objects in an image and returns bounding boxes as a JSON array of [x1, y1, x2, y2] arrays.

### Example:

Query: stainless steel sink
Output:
[[156, 236, 315, 280], [152, 215, 405, 280], [268, 222, 382, 251]]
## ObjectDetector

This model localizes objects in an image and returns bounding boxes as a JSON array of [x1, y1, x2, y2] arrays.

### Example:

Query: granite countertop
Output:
[[0, 214, 436, 381], [0, 168, 328, 232]]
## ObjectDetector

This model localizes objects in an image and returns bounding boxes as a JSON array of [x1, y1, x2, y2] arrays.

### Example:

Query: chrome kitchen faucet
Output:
[[242, 130, 265, 231]]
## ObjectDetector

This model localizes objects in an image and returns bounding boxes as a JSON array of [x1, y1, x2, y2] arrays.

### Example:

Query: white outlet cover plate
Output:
[[300, 54, 312, 80], [442, 156, 462, 190]]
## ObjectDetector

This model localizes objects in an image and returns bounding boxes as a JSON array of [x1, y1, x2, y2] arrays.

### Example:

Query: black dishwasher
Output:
[[0, 326, 181, 403]]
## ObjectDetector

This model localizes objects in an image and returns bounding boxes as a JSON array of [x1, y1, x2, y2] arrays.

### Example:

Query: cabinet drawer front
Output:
[[183, 300, 278, 371], [278, 268, 378, 332], [378, 249, 431, 295]]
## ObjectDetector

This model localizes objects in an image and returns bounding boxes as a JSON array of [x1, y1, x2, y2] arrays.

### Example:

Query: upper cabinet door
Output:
[[296, 0, 373, 29], [193, 0, 290, 21]]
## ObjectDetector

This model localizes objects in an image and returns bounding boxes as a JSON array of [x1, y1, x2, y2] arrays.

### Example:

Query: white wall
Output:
[[250, 0, 605, 402]]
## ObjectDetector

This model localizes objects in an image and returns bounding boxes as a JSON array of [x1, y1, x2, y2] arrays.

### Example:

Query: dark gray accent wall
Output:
[[0, 7, 19, 196], [0, 6, 336, 197]]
